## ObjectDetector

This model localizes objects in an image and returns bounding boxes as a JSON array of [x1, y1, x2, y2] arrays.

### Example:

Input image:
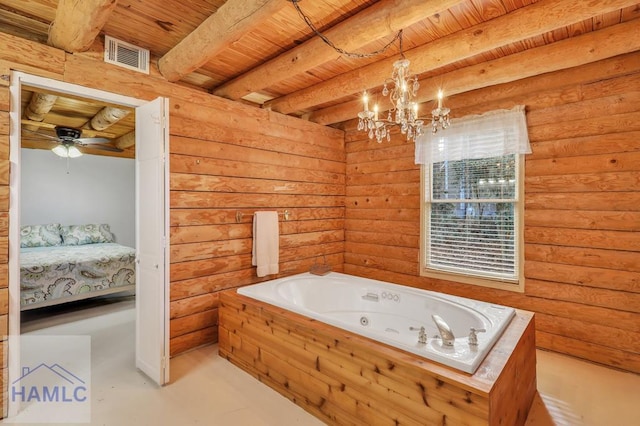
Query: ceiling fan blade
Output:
[[75, 137, 110, 144], [86, 144, 124, 153], [21, 127, 59, 141]]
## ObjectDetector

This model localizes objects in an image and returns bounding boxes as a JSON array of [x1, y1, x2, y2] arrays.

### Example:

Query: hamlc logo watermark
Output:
[[9, 335, 91, 423]]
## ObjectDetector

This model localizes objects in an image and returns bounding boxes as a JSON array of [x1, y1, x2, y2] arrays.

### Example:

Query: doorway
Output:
[[7, 72, 170, 417]]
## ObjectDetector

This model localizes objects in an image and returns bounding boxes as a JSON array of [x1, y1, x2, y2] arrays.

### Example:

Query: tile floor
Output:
[[3, 297, 638, 425]]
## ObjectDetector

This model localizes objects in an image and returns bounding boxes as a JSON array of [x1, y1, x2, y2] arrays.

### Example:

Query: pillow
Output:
[[20, 224, 63, 248], [61, 224, 115, 246]]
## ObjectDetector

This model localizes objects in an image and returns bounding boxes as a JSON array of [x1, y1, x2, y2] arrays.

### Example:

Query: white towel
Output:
[[251, 211, 279, 277]]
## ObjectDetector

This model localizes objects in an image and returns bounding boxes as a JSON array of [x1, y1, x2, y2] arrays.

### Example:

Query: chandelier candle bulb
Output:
[[357, 31, 450, 142], [438, 90, 443, 109]]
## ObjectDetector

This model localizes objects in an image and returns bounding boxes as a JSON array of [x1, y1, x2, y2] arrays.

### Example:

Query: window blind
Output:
[[427, 154, 518, 280]]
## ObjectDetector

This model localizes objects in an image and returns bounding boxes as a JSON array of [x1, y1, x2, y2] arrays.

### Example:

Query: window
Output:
[[415, 106, 530, 291], [423, 153, 523, 288]]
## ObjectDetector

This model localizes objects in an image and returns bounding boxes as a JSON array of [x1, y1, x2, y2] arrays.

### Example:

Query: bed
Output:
[[20, 223, 136, 310]]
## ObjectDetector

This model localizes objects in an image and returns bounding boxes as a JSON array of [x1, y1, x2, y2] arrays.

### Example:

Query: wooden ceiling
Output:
[[20, 87, 136, 158], [2, 0, 640, 156]]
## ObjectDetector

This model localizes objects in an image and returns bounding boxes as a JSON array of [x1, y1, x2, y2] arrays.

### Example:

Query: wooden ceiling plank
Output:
[[567, 18, 593, 37], [593, 10, 623, 30], [469, 0, 508, 20], [48, 0, 118, 52], [0, 0, 57, 22], [621, 4, 640, 21], [311, 18, 640, 125], [214, 0, 465, 102], [158, 0, 287, 82], [266, 0, 640, 116], [0, 8, 50, 38]]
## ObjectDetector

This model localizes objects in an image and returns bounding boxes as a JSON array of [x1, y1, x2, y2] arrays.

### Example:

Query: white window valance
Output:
[[415, 105, 531, 165]]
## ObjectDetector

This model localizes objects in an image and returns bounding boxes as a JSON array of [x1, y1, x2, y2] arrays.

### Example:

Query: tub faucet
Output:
[[431, 314, 455, 346]]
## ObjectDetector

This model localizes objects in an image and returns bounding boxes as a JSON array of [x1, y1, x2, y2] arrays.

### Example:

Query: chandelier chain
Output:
[[290, 0, 401, 59]]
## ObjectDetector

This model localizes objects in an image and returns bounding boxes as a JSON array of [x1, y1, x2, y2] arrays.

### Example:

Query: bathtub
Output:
[[221, 272, 537, 425], [237, 272, 515, 374]]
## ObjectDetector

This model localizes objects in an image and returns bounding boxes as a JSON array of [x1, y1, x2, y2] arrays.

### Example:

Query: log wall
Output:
[[0, 32, 345, 368], [167, 101, 345, 356], [342, 51, 640, 373]]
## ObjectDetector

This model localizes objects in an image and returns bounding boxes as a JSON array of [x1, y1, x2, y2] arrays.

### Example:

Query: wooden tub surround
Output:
[[219, 291, 536, 426]]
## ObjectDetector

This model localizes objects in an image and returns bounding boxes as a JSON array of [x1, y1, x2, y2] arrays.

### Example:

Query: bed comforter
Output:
[[20, 243, 136, 308]]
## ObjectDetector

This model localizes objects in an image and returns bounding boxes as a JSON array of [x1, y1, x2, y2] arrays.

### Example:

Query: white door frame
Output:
[[7, 72, 170, 417]]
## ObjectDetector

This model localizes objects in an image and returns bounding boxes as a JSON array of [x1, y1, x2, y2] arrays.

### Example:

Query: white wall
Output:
[[20, 148, 136, 247]]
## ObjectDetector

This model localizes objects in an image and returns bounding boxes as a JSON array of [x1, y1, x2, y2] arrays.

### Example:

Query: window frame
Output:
[[419, 154, 525, 293]]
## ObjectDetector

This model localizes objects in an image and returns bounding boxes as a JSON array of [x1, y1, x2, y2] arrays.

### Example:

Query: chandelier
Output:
[[357, 32, 450, 143], [286, 3, 451, 141]]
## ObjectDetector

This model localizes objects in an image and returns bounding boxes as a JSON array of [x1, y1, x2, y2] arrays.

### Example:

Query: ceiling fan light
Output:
[[67, 146, 83, 158], [52, 145, 69, 157], [52, 144, 83, 158]]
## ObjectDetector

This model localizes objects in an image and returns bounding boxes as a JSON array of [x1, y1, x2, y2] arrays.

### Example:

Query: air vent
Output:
[[104, 35, 149, 74]]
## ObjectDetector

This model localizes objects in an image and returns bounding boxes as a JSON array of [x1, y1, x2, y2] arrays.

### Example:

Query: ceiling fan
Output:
[[23, 126, 123, 158]]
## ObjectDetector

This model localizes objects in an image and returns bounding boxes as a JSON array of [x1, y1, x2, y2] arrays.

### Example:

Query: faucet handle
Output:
[[469, 327, 486, 346], [409, 326, 427, 344]]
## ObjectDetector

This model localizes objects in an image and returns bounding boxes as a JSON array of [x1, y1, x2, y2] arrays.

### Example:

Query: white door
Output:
[[135, 97, 170, 385]]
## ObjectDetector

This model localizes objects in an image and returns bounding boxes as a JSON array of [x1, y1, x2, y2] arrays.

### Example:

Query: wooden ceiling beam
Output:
[[113, 131, 135, 150], [48, 0, 118, 52], [269, 0, 639, 117], [24, 93, 57, 122], [158, 0, 286, 82], [86, 106, 130, 131], [310, 18, 640, 125], [213, 0, 464, 101]]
